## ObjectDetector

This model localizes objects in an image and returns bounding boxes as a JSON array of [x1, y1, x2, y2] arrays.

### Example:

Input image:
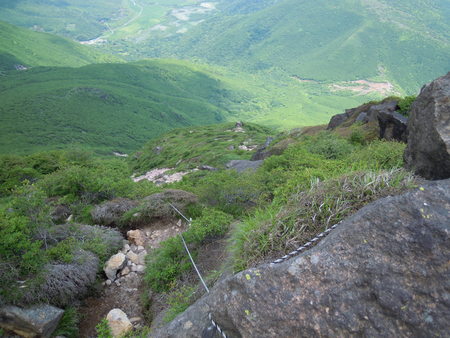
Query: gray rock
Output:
[[327, 112, 350, 129], [355, 111, 368, 123], [104, 253, 127, 281], [50, 205, 71, 224], [91, 198, 138, 227], [199, 165, 218, 171], [153, 180, 450, 337], [0, 304, 64, 338], [377, 110, 408, 142], [251, 137, 275, 161], [404, 72, 450, 179], [225, 160, 263, 173]]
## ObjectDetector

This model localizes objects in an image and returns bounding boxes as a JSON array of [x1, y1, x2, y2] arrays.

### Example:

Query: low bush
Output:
[[145, 209, 232, 292], [397, 95, 416, 115], [95, 318, 112, 338], [347, 140, 406, 170], [52, 307, 79, 338], [229, 169, 416, 271]]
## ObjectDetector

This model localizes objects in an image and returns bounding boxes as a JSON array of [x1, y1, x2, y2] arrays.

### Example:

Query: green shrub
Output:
[[397, 95, 416, 116], [192, 170, 267, 216], [95, 318, 113, 338], [305, 132, 354, 160], [52, 307, 79, 338], [145, 210, 232, 292], [45, 238, 76, 264], [163, 285, 197, 323]]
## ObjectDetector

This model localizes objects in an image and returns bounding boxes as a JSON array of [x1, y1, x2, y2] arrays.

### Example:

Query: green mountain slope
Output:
[[0, 21, 120, 71], [0, 59, 253, 155], [144, 0, 450, 92]]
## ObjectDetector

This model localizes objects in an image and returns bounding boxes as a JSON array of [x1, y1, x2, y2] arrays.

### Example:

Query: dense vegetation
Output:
[[0, 21, 120, 71], [0, 60, 258, 155]]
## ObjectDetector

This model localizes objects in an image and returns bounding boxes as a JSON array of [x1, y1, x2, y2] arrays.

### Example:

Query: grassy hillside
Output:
[[0, 59, 257, 155], [142, 0, 450, 92], [131, 122, 273, 173], [0, 21, 120, 71]]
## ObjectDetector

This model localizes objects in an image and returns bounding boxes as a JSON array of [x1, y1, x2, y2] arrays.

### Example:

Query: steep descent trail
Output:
[[78, 219, 186, 337]]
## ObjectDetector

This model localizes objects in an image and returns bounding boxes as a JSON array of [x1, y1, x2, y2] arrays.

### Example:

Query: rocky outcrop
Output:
[[106, 309, 133, 338], [91, 198, 138, 226], [251, 137, 274, 160], [327, 99, 408, 142], [404, 72, 450, 179], [0, 304, 63, 338], [153, 180, 450, 337], [226, 160, 263, 172]]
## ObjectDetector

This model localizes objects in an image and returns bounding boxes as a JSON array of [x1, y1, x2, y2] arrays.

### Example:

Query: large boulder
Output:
[[106, 309, 133, 338], [404, 72, 450, 180], [125, 190, 198, 227], [91, 198, 138, 226], [0, 304, 64, 338], [153, 180, 450, 337]]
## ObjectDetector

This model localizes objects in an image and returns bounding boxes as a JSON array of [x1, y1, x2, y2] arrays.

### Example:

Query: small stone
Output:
[[130, 317, 142, 323], [114, 280, 121, 287], [137, 246, 144, 252], [106, 280, 112, 286], [135, 265, 145, 273], [126, 251, 139, 265], [123, 244, 130, 252], [127, 229, 146, 246], [127, 260, 132, 266], [137, 252, 146, 265], [121, 267, 130, 276]]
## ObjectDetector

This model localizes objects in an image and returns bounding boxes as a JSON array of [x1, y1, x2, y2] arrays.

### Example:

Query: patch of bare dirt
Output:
[[330, 80, 396, 96]]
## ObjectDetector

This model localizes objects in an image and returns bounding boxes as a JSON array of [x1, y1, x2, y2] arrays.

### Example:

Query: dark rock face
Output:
[[326, 112, 350, 129], [0, 304, 64, 338], [404, 72, 450, 180], [91, 198, 138, 226], [251, 137, 274, 161], [154, 180, 450, 337], [378, 110, 408, 142], [327, 99, 408, 142], [226, 160, 263, 172]]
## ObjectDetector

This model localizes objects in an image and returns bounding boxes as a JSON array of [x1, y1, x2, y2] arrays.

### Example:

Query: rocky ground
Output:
[[78, 219, 186, 337]]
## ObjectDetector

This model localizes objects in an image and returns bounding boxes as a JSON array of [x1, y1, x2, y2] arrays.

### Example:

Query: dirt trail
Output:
[[78, 219, 185, 337]]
